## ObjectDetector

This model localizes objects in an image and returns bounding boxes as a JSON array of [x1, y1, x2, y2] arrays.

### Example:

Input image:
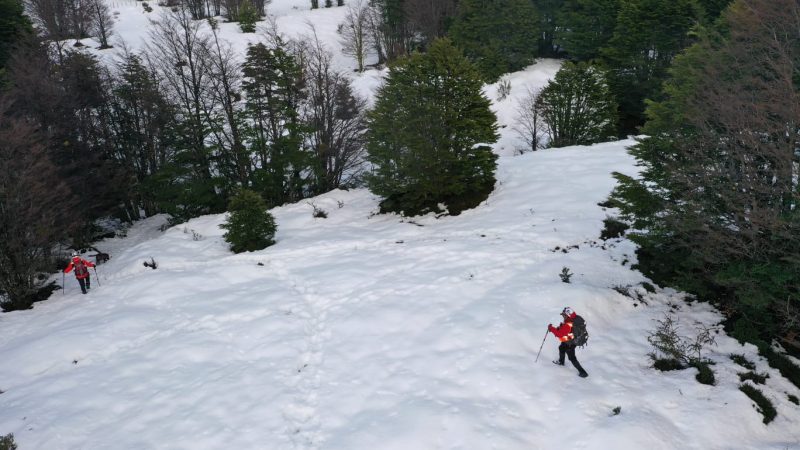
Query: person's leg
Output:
[[566, 344, 588, 377], [85, 275, 91, 290], [554, 342, 567, 365], [77, 278, 87, 294]]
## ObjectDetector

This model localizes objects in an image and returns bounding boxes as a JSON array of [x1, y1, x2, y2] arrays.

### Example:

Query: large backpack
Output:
[[571, 315, 589, 347]]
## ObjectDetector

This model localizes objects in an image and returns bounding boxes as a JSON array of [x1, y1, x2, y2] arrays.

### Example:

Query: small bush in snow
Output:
[[647, 314, 716, 370], [309, 202, 328, 218], [730, 354, 756, 370], [739, 383, 777, 424], [738, 371, 769, 385], [220, 189, 277, 253], [692, 361, 715, 385], [788, 394, 799, 405], [143, 258, 158, 270], [496, 77, 511, 101], [611, 406, 621, 416], [559, 267, 573, 283], [0, 433, 17, 450]]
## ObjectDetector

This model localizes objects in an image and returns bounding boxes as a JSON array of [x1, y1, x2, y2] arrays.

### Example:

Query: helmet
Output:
[[71, 251, 79, 257], [562, 307, 574, 317]]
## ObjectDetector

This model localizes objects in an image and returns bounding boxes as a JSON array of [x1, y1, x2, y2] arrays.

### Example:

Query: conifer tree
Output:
[[220, 189, 277, 253], [366, 38, 498, 216], [537, 62, 617, 147], [601, 0, 701, 133], [0, 0, 31, 77], [238, 2, 258, 33], [449, 0, 540, 81], [556, 0, 619, 61]]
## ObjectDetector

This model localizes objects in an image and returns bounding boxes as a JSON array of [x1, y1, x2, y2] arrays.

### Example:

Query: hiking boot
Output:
[[552, 360, 564, 366], [578, 371, 589, 378]]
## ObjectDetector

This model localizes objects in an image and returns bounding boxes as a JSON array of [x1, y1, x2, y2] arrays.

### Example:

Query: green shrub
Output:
[[0, 433, 17, 450], [739, 383, 777, 425], [692, 361, 715, 385], [559, 267, 573, 283], [653, 358, 684, 371], [730, 354, 756, 370], [647, 314, 716, 367], [761, 347, 800, 391], [220, 189, 277, 253], [788, 394, 799, 405], [738, 371, 769, 385]]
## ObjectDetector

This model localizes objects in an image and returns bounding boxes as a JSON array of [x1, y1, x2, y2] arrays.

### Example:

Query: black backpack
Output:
[[572, 315, 589, 347]]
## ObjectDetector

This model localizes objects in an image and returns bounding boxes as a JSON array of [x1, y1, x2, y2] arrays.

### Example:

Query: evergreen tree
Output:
[[0, 0, 31, 77], [449, 0, 540, 81], [601, 0, 702, 133], [532, 0, 564, 56], [537, 61, 617, 147], [556, 0, 619, 61], [220, 189, 277, 253], [238, 1, 258, 33], [608, 0, 800, 351], [366, 38, 499, 216], [241, 41, 310, 207]]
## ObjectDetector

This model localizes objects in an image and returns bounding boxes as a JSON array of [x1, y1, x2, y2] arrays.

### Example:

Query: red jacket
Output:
[[64, 258, 95, 279], [548, 314, 576, 343]]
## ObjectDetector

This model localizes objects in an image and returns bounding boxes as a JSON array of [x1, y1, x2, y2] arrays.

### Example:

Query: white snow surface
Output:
[[2, 141, 800, 449], [5, 0, 800, 448]]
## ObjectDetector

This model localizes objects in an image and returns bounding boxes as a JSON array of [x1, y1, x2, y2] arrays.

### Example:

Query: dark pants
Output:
[[77, 276, 91, 294], [558, 341, 588, 375]]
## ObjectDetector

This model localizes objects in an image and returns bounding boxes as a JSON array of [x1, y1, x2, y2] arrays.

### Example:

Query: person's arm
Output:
[[84, 259, 95, 268], [548, 322, 573, 341], [64, 261, 74, 273]]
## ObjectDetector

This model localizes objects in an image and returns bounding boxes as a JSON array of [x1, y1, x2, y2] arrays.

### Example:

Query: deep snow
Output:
[[2, 0, 800, 448]]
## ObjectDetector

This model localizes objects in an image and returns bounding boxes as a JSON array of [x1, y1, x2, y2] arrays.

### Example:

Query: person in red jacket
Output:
[[548, 307, 588, 378], [64, 252, 95, 294]]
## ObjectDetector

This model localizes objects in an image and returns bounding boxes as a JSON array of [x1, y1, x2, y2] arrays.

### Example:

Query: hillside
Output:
[[1, 0, 799, 448]]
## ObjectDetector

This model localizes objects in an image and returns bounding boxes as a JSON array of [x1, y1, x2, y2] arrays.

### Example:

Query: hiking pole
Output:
[[535, 329, 549, 363], [62, 272, 66, 295], [93, 267, 101, 286]]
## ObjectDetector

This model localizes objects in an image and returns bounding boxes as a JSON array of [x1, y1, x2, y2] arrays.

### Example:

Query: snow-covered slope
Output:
[[3, 0, 800, 448], [1, 141, 799, 449]]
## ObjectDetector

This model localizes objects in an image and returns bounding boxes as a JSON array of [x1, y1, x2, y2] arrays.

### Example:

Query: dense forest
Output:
[[0, 0, 797, 363]]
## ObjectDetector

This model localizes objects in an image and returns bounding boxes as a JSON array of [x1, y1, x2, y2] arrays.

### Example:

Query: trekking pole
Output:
[[93, 267, 101, 286], [62, 272, 66, 295], [535, 329, 549, 363]]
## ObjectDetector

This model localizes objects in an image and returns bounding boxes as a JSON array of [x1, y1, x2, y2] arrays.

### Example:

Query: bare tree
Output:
[[338, 0, 370, 72], [89, 0, 114, 49], [513, 87, 545, 152], [302, 31, 368, 191]]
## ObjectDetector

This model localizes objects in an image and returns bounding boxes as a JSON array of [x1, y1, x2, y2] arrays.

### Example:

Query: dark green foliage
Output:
[[692, 361, 715, 385], [559, 267, 572, 283], [761, 348, 800, 392], [220, 189, 277, 253], [738, 371, 769, 385], [0, 433, 17, 450], [600, 217, 628, 240], [556, 0, 619, 60], [241, 41, 310, 207], [238, 2, 258, 33], [449, 0, 540, 81], [531, 0, 564, 56], [697, 0, 732, 21], [730, 354, 756, 370], [366, 39, 498, 216], [0, 0, 30, 77], [537, 62, 617, 147], [641, 282, 655, 293], [607, 0, 800, 355], [739, 384, 777, 425], [788, 394, 799, 405], [653, 358, 684, 371], [601, 0, 701, 133], [611, 406, 621, 415]]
